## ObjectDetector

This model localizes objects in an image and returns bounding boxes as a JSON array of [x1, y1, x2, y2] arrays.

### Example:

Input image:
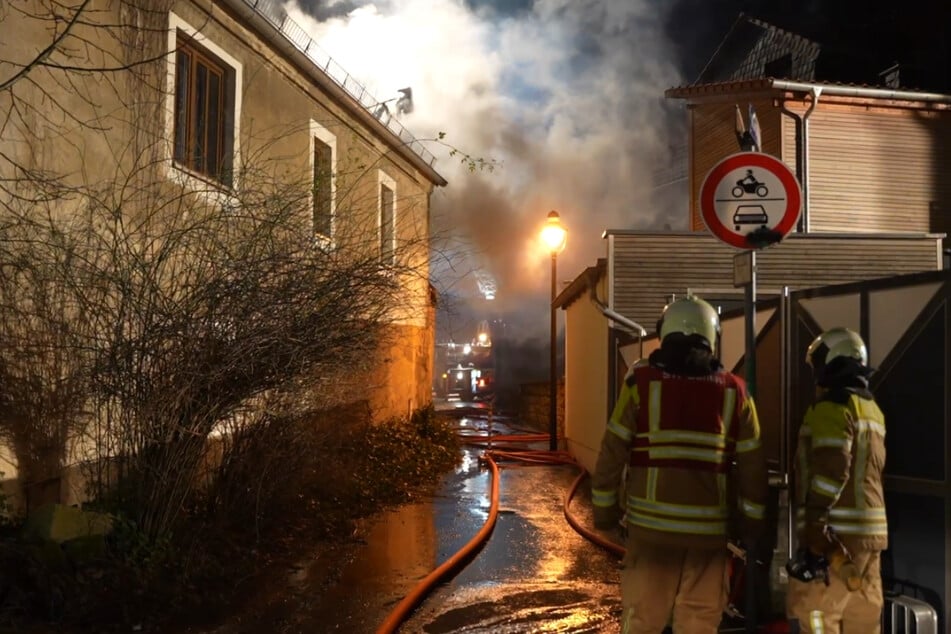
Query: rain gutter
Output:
[[770, 80, 951, 103]]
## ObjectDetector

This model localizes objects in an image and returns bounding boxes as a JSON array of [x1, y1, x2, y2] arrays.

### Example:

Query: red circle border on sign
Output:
[[699, 152, 802, 249]]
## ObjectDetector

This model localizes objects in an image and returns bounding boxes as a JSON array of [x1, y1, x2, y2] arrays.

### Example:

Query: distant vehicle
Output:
[[433, 321, 498, 401], [440, 364, 494, 402], [733, 204, 769, 231]]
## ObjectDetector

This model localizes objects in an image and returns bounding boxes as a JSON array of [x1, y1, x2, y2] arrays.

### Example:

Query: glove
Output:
[[785, 547, 829, 584], [593, 504, 621, 531]]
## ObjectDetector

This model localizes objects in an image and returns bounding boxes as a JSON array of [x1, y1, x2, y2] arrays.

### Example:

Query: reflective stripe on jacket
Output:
[[592, 364, 768, 548], [794, 389, 888, 552]]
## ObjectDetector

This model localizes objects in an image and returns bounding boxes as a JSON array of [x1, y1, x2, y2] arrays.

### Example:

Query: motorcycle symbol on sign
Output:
[[731, 170, 768, 198]]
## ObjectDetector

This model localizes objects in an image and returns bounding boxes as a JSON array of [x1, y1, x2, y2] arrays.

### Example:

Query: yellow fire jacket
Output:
[[794, 387, 888, 553], [591, 363, 768, 549]]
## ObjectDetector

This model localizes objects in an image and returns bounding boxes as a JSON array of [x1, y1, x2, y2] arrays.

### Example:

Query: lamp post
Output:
[[539, 210, 567, 451]]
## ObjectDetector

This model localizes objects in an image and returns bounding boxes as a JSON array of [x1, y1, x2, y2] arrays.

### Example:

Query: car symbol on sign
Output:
[[733, 204, 769, 231]]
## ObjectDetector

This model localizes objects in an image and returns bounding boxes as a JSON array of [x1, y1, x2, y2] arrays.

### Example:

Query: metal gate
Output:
[[612, 268, 951, 627], [781, 269, 951, 630]]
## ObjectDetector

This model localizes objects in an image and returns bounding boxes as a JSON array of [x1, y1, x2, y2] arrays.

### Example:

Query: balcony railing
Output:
[[241, 0, 437, 167]]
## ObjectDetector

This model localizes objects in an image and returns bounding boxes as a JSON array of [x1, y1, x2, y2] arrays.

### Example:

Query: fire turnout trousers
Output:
[[620, 538, 729, 634], [786, 550, 883, 634]]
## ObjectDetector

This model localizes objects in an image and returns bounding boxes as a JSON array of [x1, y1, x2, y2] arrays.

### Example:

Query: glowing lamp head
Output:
[[540, 210, 567, 254]]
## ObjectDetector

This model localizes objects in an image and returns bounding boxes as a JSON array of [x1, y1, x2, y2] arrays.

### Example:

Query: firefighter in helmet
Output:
[[786, 327, 887, 632], [591, 296, 768, 633]]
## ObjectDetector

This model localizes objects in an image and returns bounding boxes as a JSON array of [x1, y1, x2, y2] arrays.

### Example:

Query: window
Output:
[[379, 172, 396, 264], [166, 13, 241, 190], [310, 121, 336, 241], [764, 53, 792, 79], [313, 138, 332, 235]]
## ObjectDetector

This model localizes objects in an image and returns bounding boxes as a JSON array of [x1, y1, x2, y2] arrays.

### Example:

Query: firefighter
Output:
[[591, 296, 768, 633], [786, 327, 887, 633]]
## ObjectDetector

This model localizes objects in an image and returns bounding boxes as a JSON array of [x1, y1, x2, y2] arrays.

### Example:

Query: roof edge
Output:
[[554, 258, 606, 310], [666, 78, 951, 105], [602, 230, 946, 240], [217, 0, 448, 187]]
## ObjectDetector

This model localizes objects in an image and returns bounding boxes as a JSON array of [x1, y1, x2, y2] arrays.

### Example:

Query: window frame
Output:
[[165, 12, 242, 195], [378, 170, 397, 266], [310, 120, 337, 247]]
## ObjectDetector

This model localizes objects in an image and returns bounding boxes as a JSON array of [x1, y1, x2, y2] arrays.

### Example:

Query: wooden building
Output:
[[667, 15, 951, 245], [668, 79, 951, 243], [560, 15, 951, 471]]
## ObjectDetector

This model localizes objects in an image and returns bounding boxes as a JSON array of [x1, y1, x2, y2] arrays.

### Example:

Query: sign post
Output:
[[700, 151, 803, 396], [702, 152, 801, 633], [734, 250, 757, 396]]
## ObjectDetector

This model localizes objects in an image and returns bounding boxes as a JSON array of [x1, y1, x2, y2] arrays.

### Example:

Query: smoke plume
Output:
[[286, 0, 951, 354], [286, 0, 690, 343]]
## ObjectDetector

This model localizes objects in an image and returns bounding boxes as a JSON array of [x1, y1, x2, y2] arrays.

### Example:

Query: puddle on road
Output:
[[413, 583, 621, 633], [336, 500, 440, 587]]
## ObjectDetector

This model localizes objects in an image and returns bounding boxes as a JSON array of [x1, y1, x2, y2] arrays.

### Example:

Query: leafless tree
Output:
[[0, 136, 435, 539], [0, 1, 449, 544]]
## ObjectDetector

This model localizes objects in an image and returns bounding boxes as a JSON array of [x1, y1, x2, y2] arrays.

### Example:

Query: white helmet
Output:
[[806, 327, 870, 386], [806, 327, 868, 370], [658, 296, 720, 354]]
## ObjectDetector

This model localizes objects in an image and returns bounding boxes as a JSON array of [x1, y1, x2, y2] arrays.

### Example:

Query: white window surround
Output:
[[164, 12, 243, 201], [310, 120, 337, 248], [378, 170, 397, 263]]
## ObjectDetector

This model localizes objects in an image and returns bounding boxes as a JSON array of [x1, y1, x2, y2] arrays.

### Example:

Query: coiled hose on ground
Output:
[[375, 413, 621, 634]]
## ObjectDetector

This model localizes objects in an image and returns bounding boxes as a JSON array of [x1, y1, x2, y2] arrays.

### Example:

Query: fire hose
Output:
[[376, 424, 773, 633]]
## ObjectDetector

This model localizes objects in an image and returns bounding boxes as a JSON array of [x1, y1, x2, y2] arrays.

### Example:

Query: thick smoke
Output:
[[285, 0, 690, 343], [293, 0, 373, 21], [285, 0, 950, 380]]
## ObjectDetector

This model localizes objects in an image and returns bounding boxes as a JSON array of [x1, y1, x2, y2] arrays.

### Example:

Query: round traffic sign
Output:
[[699, 152, 802, 249]]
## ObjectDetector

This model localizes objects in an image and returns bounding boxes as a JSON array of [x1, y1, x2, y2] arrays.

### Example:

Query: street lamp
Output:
[[539, 210, 567, 451]]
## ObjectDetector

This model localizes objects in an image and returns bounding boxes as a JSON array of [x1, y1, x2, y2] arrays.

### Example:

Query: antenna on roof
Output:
[[372, 87, 414, 123], [879, 63, 901, 88], [395, 87, 413, 115], [734, 103, 760, 152]]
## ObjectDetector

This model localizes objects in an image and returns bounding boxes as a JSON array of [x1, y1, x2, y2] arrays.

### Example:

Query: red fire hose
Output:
[[376, 425, 781, 632]]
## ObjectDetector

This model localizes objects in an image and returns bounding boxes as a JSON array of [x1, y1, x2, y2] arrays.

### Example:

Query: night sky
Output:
[[666, 0, 951, 90]]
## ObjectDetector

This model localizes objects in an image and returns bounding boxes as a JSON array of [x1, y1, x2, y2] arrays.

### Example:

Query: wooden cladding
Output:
[[609, 232, 942, 331], [687, 97, 951, 245], [781, 104, 951, 235], [689, 99, 783, 230]]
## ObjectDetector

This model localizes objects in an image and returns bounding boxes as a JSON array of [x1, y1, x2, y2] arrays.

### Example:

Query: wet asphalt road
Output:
[[208, 405, 625, 633], [398, 412, 623, 633]]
